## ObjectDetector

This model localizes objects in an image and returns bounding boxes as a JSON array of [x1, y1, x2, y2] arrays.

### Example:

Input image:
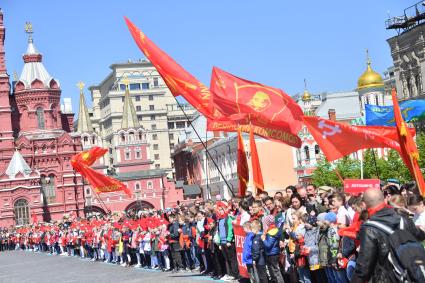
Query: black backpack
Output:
[[365, 218, 425, 283]]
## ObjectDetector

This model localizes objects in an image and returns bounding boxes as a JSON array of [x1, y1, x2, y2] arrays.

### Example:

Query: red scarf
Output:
[[367, 202, 388, 218]]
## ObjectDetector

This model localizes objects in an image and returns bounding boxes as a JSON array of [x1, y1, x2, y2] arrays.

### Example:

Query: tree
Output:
[[311, 156, 360, 188]]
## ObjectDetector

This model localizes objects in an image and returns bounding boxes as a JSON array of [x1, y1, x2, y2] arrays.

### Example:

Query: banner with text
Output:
[[233, 223, 249, 278], [343, 179, 380, 195]]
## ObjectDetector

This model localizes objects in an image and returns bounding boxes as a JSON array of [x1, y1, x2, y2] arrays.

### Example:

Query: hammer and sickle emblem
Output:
[[318, 120, 342, 139]]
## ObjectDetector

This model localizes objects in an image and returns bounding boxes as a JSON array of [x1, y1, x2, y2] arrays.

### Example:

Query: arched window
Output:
[[138, 132, 143, 141], [375, 95, 379, 106], [36, 107, 45, 129], [129, 132, 135, 142], [120, 133, 125, 143], [41, 175, 56, 204], [135, 183, 141, 191], [14, 199, 29, 226], [315, 145, 320, 155], [91, 136, 96, 144], [304, 146, 310, 161], [147, 181, 153, 190]]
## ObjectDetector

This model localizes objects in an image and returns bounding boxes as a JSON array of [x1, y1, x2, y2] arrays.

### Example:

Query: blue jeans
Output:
[[297, 267, 312, 283], [190, 244, 200, 267], [346, 260, 356, 281], [332, 268, 348, 283], [325, 267, 337, 283]]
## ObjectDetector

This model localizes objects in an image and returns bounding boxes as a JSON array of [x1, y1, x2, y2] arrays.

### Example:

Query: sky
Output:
[[3, 1, 408, 114]]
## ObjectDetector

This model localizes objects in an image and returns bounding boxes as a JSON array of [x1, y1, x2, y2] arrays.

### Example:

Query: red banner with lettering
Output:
[[233, 223, 249, 278], [343, 179, 380, 195]]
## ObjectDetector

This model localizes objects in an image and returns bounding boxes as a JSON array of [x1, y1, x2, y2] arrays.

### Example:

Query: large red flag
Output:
[[124, 17, 214, 118], [237, 127, 249, 197], [391, 89, 425, 196], [72, 146, 108, 167], [303, 116, 409, 162], [71, 148, 132, 197], [250, 126, 264, 193], [209, 67, 303, 148]]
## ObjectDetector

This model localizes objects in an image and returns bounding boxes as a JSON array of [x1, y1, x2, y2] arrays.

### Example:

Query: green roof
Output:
[[183, 184, 201, 196], [112, 169, 168, 181]]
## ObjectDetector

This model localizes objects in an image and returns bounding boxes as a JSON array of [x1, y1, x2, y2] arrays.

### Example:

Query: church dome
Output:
[[302, 89, 311, 101], [357, 56, 384, 90]]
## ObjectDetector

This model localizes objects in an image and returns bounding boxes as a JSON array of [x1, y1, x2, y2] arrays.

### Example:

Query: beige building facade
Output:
[[86, 59, 196, 176]]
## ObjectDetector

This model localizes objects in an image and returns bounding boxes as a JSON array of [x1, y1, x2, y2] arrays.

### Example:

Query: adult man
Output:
[[351, 189, 425, 283], [306, 184, 326, 214], [264, 197, 278, 216]]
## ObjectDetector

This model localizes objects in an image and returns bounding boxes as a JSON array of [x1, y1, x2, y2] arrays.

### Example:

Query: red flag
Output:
[[250, 126, 264, 193], [124, 17, 213, 118], [72, 146, 108, 167], [209, 67, 303, 147], [303, 116, 406, 162], [71, 149, 132, 197], [391, 89, 425, 196], [237, 127, 249, 197]]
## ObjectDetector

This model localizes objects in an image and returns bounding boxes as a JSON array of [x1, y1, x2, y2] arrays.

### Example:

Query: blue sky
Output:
[[3, 1, 407, 113]]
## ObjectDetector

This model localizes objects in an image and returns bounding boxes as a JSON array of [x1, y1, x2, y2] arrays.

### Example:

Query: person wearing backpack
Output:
[[351, 188, 425, 283]]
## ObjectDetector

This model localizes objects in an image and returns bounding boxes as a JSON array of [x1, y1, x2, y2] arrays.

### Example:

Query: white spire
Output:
[[5, 150, 32, 179]]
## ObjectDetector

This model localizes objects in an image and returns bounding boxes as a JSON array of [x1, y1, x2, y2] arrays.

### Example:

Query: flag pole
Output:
[[371, 149, 380, 180], [173, 99, 235, 197]]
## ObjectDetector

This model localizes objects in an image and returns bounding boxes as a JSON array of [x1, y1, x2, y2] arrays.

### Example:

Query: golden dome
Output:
[[302, 89, 311, 101], [357, 53, 384, 90]]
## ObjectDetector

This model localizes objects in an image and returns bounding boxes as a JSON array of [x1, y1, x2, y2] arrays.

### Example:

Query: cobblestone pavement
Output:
[[0, 250, 222, 283]]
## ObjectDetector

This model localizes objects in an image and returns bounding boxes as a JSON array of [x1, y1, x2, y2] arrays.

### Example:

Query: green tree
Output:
[[311, 157, 341, 188]]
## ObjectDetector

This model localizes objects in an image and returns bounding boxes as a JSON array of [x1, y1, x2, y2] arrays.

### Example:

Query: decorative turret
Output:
[[17, 22, 58, 90], [121, 76, 140, 129], [76, 82, 93, 133], [13, 22, 63, 132]]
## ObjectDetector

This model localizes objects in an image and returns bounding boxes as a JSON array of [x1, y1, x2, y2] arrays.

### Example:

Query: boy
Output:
[[251, 220, 268, 283], [242, 222, 255, 282]]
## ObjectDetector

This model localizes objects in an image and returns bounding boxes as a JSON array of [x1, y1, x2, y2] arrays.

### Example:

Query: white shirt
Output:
[[414, 211, 425, 227], [337, 206, 351, 226]]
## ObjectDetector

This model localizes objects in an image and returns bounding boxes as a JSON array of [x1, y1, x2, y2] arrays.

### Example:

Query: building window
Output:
[[176, 121, 185, 128], [122, 97, 125, 102], [168, 122, 175, 129], [155, 164, 160, 169], [14, 199, 29, 226], [153, 78, 159, 87], [136, 106, 141, 111], [135, 150, 141, 159], [153, 144, 159, 150], [375, 95, 379, 105], [142, 83, 150, 90], [149, 105, 154, 111], [154, 154, 159, 160], [135, 183, 141, 191], [125, 148, 131, 160], [304, 146, 310, 161], [36, 107, 45, 129], [170, 143, 175, 148], [149, 95, 154, 101], [152, 134, 158, 140], [121, 133, 125, 143], [147, 181, 153, 189], [314, 144, 320, 155], [151, 124, 157, 130], [130, 83, 141, 90], [120, 84, 126, 91], [169, 133, 174, 140], [41, 175, 56, 204], [150, 115, 155, 120], [136, 95, 141, 101]]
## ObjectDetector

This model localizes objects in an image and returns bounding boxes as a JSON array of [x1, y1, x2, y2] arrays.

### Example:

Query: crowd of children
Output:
[[1, 182, 424, 283]]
